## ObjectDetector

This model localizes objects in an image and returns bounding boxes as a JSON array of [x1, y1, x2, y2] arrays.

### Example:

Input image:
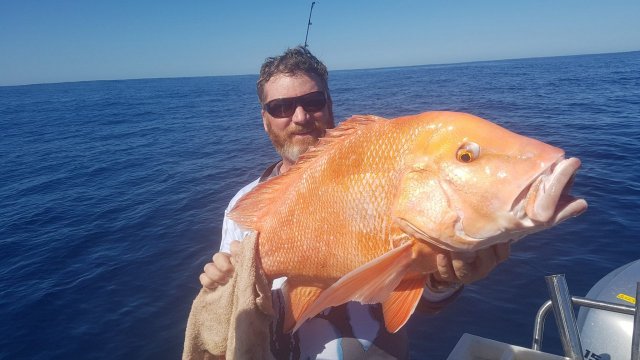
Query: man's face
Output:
[[261, 73, 335, 164]]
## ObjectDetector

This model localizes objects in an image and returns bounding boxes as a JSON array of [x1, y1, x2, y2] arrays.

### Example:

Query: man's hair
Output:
[[257, 46, 329, 104]]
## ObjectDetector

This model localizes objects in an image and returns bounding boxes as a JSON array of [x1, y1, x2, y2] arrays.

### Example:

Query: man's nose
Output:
[[291, 105, 312, 125]]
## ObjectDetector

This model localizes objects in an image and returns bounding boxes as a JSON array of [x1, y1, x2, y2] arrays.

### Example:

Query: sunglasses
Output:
[[263, 91, 327, 118]]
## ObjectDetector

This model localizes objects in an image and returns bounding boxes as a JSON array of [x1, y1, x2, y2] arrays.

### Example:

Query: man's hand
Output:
[[199, 241, 241, 290], [433, 242, 511, 285]]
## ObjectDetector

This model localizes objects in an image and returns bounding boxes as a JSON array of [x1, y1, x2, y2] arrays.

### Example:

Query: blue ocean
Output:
[[1, 51, 639, 359]]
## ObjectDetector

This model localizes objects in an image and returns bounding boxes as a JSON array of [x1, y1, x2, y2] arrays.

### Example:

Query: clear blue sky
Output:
[[1, 0, 638, 86]]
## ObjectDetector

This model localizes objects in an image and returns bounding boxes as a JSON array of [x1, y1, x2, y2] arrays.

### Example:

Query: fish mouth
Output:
[[513, 157, 587, 225]]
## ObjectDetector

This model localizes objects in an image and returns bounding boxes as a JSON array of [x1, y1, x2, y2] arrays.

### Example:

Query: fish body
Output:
[[229, 111, 587, 333]]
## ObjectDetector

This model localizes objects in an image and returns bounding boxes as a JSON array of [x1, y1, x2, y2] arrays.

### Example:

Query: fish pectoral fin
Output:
[[382, 276, 427, 333], [281, 281, 323, 333], [292, 242, 415, 333]]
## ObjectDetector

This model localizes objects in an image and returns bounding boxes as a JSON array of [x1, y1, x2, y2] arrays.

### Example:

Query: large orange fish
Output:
[[229, 111, 587, 333]]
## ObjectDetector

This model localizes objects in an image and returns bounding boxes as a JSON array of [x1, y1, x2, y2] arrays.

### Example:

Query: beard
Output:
[[265, 121, 328, 164]]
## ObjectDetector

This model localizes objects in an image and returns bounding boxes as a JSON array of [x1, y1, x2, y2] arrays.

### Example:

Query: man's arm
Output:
[[202, 178, 262, 289]]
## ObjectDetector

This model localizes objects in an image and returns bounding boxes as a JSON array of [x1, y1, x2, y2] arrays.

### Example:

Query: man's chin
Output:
[[280, 141, 315, 163], [270, 129, 323, 163]]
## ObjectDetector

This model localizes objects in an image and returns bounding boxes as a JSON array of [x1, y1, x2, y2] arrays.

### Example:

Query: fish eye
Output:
[[456, 142, 480, 163]]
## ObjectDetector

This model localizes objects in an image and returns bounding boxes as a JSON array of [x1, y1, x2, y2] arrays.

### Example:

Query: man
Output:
[[200, 46, 510, 359]]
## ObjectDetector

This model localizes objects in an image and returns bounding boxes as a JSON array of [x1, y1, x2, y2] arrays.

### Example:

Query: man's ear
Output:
[[261, 109, 269, 133], [325, 96, 335, 128]]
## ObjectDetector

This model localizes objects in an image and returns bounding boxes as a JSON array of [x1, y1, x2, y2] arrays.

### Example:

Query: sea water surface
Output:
[[1, 51, 639, 359]]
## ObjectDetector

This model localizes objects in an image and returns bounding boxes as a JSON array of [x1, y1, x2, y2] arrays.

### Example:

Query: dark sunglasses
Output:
[[263, 91, 327, 118]]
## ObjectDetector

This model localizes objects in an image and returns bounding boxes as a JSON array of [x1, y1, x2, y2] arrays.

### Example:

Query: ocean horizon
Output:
[[2, 50, 638, 88]]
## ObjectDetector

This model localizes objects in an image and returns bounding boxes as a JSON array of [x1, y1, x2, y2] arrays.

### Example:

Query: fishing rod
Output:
[[304, 2, 316, 48]]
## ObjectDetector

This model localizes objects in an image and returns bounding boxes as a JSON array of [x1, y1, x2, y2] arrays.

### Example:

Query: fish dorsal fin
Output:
[[310, 114, 387, 152], [381, 276, 427, 333], [227, 174, 291, 229], [292, 241, 414, 333], [228, 115, 387, 229], [280, 281, 323, 333]]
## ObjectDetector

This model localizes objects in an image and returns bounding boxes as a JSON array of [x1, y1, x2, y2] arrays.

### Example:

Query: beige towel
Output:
[[183, 233, 275, 360]]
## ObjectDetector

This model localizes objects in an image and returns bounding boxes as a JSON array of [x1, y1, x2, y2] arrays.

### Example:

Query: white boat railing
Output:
[[633, 282, 640, 360], [532, 275, 640, 360]]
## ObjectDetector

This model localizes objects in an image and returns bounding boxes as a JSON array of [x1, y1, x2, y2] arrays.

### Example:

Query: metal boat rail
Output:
[[447, 266, 639, 360], [532, 275, 640, 360]]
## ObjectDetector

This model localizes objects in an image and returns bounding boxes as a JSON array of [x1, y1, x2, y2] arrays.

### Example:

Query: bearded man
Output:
[[199, 46, 509, 359]]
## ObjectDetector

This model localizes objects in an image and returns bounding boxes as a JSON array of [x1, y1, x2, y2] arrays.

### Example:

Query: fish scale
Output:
[[265, 118, 405, 279]]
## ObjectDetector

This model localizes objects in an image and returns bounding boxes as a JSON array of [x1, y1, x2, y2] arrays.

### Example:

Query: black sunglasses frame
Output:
[[263, 91, 327, 118]]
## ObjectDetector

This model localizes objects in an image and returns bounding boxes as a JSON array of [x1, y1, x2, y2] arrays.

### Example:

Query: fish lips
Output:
[[521, 157, 588, 225]]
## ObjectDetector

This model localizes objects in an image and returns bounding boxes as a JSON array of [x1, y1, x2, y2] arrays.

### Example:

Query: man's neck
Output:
[[280, 159, 295, 174]]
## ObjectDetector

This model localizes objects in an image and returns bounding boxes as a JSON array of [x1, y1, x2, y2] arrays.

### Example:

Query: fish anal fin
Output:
[[281, 282, 323, 333], [382, 276, 427, 333], [293, 242, 415, 332]]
